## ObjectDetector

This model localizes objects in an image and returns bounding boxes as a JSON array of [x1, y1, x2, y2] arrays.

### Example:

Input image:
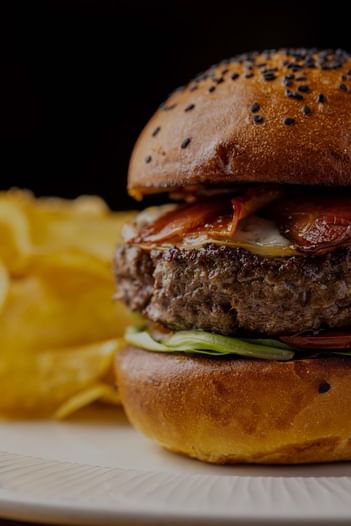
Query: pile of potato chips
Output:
[[0, 189, 136, 418]]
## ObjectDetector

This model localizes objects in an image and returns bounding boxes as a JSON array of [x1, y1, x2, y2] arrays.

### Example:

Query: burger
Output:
[[114, 48, 351, 464]]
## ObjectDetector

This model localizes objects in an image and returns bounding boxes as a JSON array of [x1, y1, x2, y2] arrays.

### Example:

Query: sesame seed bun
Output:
[[128, 49, 351, 198], [116, 347, 351, 464]]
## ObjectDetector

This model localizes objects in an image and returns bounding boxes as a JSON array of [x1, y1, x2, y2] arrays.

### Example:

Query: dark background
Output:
[[0, 1, 349, 210]]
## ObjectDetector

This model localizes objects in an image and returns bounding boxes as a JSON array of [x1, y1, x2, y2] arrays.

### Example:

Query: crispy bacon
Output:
[[132, 186, 351, 253], [132, 200, 231, 244], [280, 331, 351, 350], [267, 196, 351, 254], [230, 186, 283, 235], [133, 186, 282, 245]]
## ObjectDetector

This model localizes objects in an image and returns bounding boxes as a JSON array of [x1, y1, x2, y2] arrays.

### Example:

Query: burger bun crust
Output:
[[116, 347, 351, 464], [128, 49, 351, 198]]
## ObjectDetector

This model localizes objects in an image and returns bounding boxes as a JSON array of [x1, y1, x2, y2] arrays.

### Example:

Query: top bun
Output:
[[128, 49, 351, 198]]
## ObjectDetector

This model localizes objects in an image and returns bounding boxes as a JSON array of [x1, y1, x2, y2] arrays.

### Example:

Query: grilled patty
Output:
[[114, 244, 351, 336]]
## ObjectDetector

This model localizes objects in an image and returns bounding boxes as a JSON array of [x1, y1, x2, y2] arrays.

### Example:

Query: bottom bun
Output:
[[115, 347, 351, 464]]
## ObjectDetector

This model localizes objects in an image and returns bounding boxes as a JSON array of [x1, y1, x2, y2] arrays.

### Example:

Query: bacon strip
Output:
[[133, 186, 282, 245], [133, 200, 231, 244], [132, 187, 351, 254], [280, 331, 351, 350], [230, 186, 283, 235], [268, 196, 351, 254]]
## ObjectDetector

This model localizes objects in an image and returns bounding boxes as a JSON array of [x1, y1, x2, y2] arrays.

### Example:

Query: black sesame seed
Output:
[[305, 58, 316, 68], [317, 93, 326, 103], [298, 85, 310, 93], [339, 83, 348, 92], [250, 102, 260, 113], [287, 63, 303, 71], [184, 50, 350, 108], [321, 61, 340, 70], [302, 105, 312, 115], [145, 155, 152, 163], [208, 85, 216, 93], [262, 67, 278, 74], [286, 89, 304, 101], [263, 72, 277, 81], [285, 74, 295, 81], [283, 117, 295, 125], [215, 77, 224, 84], [163, 103, 177, 111], [318, 382, 331, 394], [290, 49, 306, 60], [245, 72, 254, 79], [181, 138, 191, 149], [283, 79, 293, 87], [263, 50, 274, 59], [253, 114, 264, 124], [185, 103, 195, 112], [152, 126, 161, 137]]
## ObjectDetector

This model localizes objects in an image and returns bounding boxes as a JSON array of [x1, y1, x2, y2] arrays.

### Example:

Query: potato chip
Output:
[[54, 382, 120, 420], [0, 199, 31, 273], [0, 189, 136, 269], [0, 261, 9, 311], [0, 189, 136, 417], [0, 252, 134, 352], [0, 340, 119, 417], [27, 196, 135, 263]]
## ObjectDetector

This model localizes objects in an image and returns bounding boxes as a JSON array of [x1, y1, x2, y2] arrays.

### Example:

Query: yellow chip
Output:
[[0, 339, 119, 417], [0, 261, 9, 312], [0, 252, 134, 353], [54, 382, 120, 419], [0, 189, 136, 270], [29, 209, 135, 263], [24, 191, 136, 262], [0, 189, 137, 417], [0, 199, 32, 273]]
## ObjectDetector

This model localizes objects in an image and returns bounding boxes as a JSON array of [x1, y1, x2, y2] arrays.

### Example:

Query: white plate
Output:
[[0, 407, 351, 525]]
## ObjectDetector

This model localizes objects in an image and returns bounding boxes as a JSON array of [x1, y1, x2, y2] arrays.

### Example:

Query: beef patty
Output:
[[114, 244, 351, 336]]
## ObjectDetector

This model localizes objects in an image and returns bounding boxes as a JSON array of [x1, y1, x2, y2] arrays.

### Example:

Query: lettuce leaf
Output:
[[125, 326, 295, 361]]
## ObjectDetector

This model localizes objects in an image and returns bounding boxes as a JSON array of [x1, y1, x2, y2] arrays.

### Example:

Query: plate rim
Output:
[[1, 450, 351, 525]]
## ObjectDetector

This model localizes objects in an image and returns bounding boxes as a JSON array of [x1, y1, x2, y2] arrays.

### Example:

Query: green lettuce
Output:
[[125, 326, 295, 361]]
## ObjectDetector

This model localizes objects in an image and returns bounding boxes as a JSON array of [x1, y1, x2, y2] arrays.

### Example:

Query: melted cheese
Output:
[[181, 216, 298, 256], [124, 206, 298, 257]]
